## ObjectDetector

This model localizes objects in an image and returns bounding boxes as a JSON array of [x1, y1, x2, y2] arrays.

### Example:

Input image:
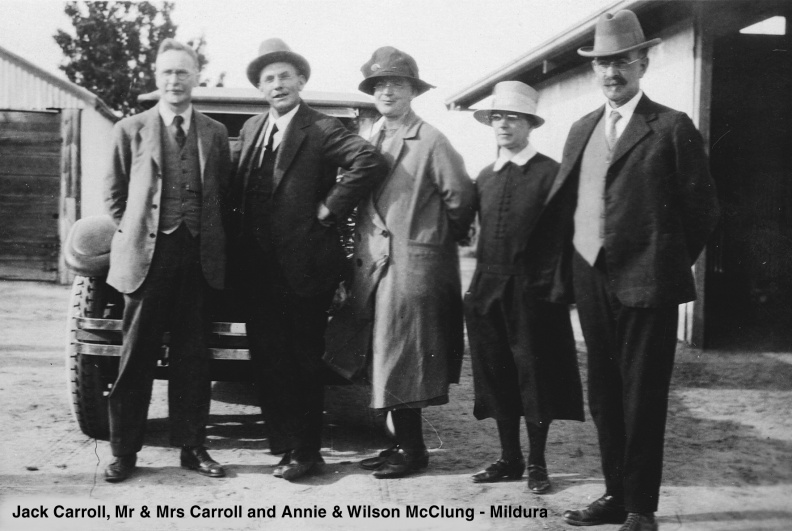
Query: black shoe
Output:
[[527, 464, 551, 494], [280, 452, 324, 481], [180, 446, 225, 478], [273, 451, 292, 478], [471, 457, 525, 483], [563, 495, 627, 526], [360, 445, 399, 470], [619, 513, 658, 531], [105, 454, 137, 483], [372, 448, 429, 479]]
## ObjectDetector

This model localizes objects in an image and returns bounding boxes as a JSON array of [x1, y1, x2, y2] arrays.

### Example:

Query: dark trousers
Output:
[[244, 238, 334, 456], [572, 251, 678, 514], [108, 225, 211, 456]]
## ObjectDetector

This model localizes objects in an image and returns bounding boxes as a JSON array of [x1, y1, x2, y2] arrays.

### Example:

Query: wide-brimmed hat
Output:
[[578, 10, 661, 57], [246, 38, 311, 87], [358, 46, 435, 96], [473, 81, 545, 128]]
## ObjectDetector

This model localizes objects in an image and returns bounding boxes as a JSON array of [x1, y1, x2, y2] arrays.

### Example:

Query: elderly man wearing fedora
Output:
[[465, 81, 584, 494], [324, 46, 475, 479], [228, 38, 386, 481], [549, 11, 719, 531]]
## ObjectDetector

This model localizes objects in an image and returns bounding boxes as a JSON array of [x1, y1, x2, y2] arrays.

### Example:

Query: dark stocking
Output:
[[526, 421, 550, 468], [391, 407, 424, 451], [496, 418, 522, 463]]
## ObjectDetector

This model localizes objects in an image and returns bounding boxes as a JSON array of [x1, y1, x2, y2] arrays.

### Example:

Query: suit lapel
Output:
[[544, 107, 603, 205], [273, 104, 309, 193], [140, 106, 163, 174], [238, 113, 268, 193], [193, 110, 211, 182], [609, 95, 655, 167]]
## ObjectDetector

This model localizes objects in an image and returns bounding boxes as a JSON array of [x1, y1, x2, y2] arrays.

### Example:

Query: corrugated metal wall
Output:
[[0, 56, 86, 111]]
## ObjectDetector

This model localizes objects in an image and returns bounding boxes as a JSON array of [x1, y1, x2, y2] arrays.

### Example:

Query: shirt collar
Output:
[[493, 143, 537, 172], [606, 89, 643, 123], [268, 103, 300, 135], [158, 102, 193, 132]]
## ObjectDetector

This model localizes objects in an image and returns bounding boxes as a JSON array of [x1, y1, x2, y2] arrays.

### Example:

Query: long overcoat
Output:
[[324, 111, 476, 409]]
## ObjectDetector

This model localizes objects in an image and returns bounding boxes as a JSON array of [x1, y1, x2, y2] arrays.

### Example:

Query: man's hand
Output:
[[317, 202, 334, 227]]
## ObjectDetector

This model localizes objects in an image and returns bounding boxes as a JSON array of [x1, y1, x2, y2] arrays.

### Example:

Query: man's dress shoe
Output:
[[280, 452, 324, 481], [360, 445, 399, 470], [527, 464, 551, 494], [105, 454, 137, 483], [273, 451, 292, 478], [471, 458, 525, 483], [619, 513, 658, 531], [563, 494, 628, 526], [180, 446, 225, 478], [372, 448, 429, 479]]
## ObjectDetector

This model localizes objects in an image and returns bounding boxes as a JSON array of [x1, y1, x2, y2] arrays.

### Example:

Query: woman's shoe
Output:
[[527, 464, 551, 493], [471, 457, 526, 483], [372, 448, 429, 479]]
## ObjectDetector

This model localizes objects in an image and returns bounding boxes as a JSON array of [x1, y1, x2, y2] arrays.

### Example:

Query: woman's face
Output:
[[372, 77, 416, 120]]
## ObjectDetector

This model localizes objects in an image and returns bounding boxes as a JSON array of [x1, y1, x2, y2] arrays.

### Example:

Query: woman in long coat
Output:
[[325, 46, 475, 479], [464, 82, 584, 493]]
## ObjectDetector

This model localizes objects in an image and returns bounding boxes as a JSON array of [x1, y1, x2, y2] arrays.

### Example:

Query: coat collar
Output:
[[545, 93, 658, 205], [273, 101, 312, 192], [140, 105, 211, 181]]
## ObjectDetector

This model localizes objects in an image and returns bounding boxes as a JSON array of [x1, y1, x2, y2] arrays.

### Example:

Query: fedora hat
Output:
[[473, 81, 545, 128], [359, 46, 435, 96], [578, 10, 661, 57], [246, 38, 311, 87]]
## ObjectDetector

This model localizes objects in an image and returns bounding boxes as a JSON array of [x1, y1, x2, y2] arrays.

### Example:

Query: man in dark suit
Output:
[[230, 39, 386, 481], [552, 11, 720, 531], [103, 39, 231, 482]]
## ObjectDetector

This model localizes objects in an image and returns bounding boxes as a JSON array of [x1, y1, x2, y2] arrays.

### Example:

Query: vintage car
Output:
[[65, 87, 379, 440]]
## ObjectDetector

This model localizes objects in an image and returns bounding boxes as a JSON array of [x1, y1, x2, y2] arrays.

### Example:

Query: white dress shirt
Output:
[[158, 102, 193, 133], [606, 89, 643, 144]]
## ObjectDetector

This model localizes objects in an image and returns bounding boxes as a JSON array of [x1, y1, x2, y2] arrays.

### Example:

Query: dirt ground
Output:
[[1, 258, 791, 531]]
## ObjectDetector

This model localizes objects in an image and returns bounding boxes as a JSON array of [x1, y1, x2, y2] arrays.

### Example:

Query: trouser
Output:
[[572, 250, 678, 514], [108, 225, 211, 456], [244, 238, 334, 456]]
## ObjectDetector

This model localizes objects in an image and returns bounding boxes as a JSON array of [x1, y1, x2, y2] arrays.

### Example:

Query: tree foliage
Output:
[[54, 2, 208, 116]]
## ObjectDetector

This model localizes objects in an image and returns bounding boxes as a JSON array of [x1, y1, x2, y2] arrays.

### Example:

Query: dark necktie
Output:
[[266, 123, 279, 153], [173, 115, 186, 149]]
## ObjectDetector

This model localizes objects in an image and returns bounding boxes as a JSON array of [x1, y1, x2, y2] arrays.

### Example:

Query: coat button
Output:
[[356, 258, 363, 267], [381, 230, 389, 237], [149, 233, 156, 238], [152, 204, 158, 209]]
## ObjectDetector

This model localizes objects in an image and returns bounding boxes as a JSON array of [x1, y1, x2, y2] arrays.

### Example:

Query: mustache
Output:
[[605, 75, 626, 84]]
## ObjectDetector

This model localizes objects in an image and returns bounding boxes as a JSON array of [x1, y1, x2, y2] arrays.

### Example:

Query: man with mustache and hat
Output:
[[465, 81, 584, 494], [227, 39, 386, 481], [550, 10, 719, 531], [229, 38, 387, 481]]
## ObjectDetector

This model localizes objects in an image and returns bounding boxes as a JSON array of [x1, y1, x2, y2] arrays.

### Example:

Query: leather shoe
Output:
[[105, 454, 137, 483], [360, 445, 399, 470], [527, 464, 551, 494], [273, 451, 292, 478], [619, 513, 658, 531], [471, 457, 525, 483], [563, 495, 627, 526], [180, 446, 225, 478], [372, 448, 429, 479], [281, 452, 324, 481]]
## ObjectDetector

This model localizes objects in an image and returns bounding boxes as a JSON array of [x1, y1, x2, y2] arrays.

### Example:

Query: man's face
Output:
[[592, 50, 647, 107], [490, 112, 532, 152], [372, 76, 416, 120], [258, 62, 305, 117], [155, 50, 198, 112]]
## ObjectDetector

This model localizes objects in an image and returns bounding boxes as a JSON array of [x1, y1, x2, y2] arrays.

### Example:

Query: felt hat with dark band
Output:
[[246, 38, 311, 87], [578, 10, 661, 57]]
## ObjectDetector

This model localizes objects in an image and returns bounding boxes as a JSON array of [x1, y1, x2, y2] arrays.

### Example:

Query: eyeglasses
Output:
[[158, 69, 193, 80], [592, 57, 642, 72], [373, 80, 410, 92], [489, 113, 524, 125]]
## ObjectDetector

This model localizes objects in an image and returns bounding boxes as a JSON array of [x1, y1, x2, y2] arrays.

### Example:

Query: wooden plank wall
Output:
[[0, 110, 61, 281]]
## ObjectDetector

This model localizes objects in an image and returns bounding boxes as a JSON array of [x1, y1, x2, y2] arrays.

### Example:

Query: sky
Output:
[[0, 0, 616, 174]]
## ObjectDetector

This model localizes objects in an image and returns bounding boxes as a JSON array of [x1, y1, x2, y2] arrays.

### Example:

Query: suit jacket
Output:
[[549, 94, 720, 307], [104, 105, 231, 294], [229, 102, 387, 297]]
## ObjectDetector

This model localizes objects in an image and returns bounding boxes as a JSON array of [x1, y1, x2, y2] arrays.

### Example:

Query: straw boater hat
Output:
[[359, 46, 435, 96], [246, 38, 311, 87], [577, 9, 661, 57], [473, 81, 545, 128]]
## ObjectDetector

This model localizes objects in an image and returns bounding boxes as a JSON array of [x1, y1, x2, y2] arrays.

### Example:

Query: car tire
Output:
[[66, 275, 121, 440]]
